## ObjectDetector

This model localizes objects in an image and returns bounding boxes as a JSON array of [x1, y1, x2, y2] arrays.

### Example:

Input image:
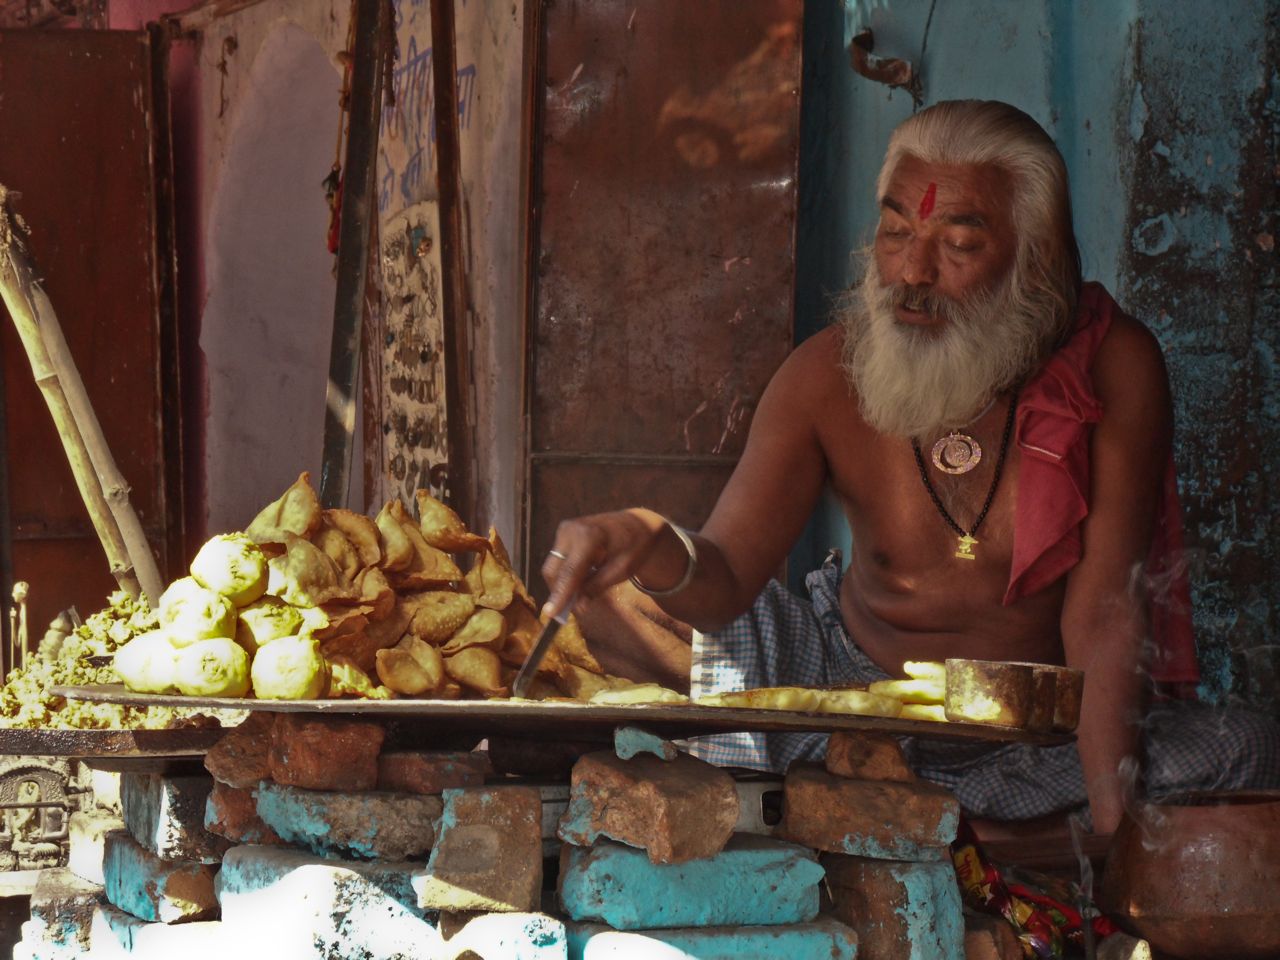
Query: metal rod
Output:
[[517, 0, 547, 580], [0, 316, 12, 678], [429, 0, 478, 532], [13, 581, 27, 670], [319, 0, 387, 509], [146, 23, 187, 579], [6, 600, 15, 679]]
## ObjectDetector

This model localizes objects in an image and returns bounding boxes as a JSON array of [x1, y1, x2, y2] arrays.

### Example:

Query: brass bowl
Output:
[[1099, 790, 1280, 959]]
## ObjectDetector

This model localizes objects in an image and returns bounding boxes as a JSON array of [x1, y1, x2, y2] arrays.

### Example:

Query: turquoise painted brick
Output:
[[443, 913, 568, 959], [559, 834, 824, 930], [614, 725, 678, 761], [823, 855, 964, 960], [255, 779, 441, 860], [565, 918, 859, 959], [102, 831, 219, 924]]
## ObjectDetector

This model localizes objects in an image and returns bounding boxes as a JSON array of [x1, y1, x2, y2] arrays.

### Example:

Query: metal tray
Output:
[[0, 725, 226, 759], [53, 684, 1072, 746]]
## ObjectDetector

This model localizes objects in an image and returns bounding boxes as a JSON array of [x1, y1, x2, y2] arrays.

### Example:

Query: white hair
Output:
[[838, 101, 1084, 438], [876, 99, 1082, 348], [841, 255, 1051, 438]]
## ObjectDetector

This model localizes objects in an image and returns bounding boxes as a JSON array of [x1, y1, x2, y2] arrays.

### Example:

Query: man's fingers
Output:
[[580, 553, 634, 598], [540, 522, 607, 619], [540, 512, 658, 618]]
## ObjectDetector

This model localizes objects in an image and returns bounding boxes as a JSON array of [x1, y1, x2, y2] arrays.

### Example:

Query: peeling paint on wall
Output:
[[377, 202, 450, 507], [1119, 1, 1279, 707]]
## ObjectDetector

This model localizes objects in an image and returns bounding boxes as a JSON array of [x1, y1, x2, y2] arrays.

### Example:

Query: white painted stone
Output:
[[121, 772, 229, 863], [565, 918, 860, 959], [89, 903, 228, 959], [216, 844, 443, 960], [68, 810, 124, 886], [440, 912, 567, 960], [89, 768, 121, 813], [23, 867, 101, 958]]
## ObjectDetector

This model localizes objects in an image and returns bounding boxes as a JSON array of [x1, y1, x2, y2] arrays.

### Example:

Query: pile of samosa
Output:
[[114, 474, 611, 702]]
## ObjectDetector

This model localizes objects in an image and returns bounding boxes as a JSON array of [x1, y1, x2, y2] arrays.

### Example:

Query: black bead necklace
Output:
[[910, 392, 1019, 561]]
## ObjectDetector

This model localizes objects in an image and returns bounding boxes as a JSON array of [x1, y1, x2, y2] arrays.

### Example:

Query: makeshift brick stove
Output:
[[10, 709, 1011, 960]]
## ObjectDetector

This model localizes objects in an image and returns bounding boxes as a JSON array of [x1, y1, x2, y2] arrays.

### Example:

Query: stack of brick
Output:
[[555, 738, 860, 959], [15, 767, 229, 959], [783, 732, 966, 960], [210, 712, 567, 959], [13, 713, 999, 960]]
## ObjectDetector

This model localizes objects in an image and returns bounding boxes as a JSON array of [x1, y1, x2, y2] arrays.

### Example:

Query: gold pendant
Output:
[[955, 534, 978, 560], [932, 432, 983, 474]]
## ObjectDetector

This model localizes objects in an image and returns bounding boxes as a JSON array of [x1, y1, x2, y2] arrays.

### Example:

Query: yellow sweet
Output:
[[114, 630, 180, 695], [234, 596, 304, 654], [190, 533, 269, 607], [250, 634, 326, 700], [158, 578, 236, 645], [174, 637, 250, 698]]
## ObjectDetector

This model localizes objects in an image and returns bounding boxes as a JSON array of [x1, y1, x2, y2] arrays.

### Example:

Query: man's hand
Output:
[[572, 582, 694, 692], [541, 508, 695, 621]]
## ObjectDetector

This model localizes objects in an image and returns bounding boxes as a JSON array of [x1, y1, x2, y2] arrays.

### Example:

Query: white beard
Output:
[[840, 259, 1053, 439]]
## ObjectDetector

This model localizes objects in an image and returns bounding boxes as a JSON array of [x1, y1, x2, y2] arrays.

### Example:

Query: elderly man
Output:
[[542, 100, 1278, 835]]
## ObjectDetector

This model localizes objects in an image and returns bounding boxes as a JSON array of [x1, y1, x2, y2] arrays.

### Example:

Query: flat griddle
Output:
[[53, 684, 1072, 746], [0, 725, 226, 759]]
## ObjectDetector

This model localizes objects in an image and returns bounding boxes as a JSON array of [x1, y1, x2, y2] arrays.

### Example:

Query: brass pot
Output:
[[1099, 790, 1280, 959]]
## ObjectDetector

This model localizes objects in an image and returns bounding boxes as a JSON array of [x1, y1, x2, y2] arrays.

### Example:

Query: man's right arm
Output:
[[542, 327, 839, 632]]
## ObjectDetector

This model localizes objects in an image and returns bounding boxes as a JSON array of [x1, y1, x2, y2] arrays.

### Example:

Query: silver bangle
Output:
[[630, 520, 698, 597]]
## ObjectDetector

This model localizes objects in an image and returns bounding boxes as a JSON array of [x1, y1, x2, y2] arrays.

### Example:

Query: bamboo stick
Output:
[[0, 185, 153, 603], [28, 265, 165, 605]]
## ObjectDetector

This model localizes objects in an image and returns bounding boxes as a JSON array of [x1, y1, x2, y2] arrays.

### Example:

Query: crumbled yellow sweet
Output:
[[0, 591, 212, 730]]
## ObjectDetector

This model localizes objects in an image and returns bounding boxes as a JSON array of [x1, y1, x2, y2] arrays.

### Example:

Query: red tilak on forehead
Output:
[[918, 182, 938, 219]]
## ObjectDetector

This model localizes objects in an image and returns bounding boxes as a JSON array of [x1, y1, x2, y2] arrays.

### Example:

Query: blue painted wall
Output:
[[793, 0, 1278, 709]]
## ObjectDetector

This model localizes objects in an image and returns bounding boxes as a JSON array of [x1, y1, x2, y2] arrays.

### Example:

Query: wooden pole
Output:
[[0, 185, 156, 603], [27, 262, 165, 604]]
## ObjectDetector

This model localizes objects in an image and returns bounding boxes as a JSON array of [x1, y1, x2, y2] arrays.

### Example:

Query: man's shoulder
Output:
[[775, 325, 848, 389], [1092, 310, 1168, 397], [759, 324, 861, 426]]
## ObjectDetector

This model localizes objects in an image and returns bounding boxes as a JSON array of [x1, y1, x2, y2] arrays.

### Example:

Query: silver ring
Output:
[[547, 549, 568, 561]]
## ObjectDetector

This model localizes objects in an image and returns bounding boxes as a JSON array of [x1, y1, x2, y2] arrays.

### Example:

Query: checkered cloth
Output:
[[687, 555, 1280, 823]]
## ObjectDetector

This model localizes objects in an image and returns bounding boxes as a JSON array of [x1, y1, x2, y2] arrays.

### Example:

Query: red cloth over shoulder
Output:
[[1004, 283, 1199, 687]]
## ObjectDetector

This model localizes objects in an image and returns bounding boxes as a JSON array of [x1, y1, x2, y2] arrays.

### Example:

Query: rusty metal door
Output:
[[524, 0, 803, 583], [0, 30, 181, 642]]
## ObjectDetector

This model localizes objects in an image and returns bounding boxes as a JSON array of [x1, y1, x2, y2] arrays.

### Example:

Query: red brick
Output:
[[781, 764, 959, 860], [415, 787, 543, 912], [203, 712, 275, 788], [825, 732, 916, 782], [268, 714, 385, 791], [965, 914, 1023, 960], [376, 750, 490, 794], [557, 751, 738, 864], [822, 853, 964, 958], [204, 781, 284, 846]]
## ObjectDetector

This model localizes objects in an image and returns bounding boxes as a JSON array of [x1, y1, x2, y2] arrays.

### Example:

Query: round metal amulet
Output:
[[931, 432, 982, 474]]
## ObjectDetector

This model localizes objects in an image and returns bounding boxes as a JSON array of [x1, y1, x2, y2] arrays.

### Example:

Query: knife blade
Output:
[[511, 597, 575, 699]]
